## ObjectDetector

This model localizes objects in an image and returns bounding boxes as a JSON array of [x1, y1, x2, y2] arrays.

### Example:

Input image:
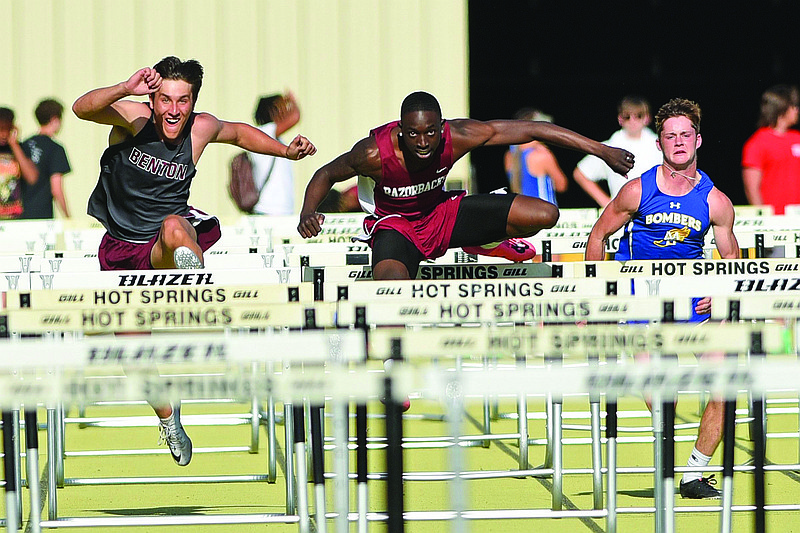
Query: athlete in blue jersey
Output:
[[586, 98, 739, 499]]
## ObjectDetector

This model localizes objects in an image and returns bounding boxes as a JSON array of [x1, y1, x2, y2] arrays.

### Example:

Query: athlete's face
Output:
[[151, 79, 195, 143], [0, 121, 11, 146], [657, 116, 701, 168], [399, 110, 444, 161]]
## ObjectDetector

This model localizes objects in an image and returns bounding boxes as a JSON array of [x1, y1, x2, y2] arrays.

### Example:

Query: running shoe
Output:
[[679, 474, 721, 499], [174, 246, 203, 269], [158, 405, 193, 466], [462, 238, 537, 262]]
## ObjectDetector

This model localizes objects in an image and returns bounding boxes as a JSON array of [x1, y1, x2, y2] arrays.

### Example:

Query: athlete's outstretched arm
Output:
[[72, 68, 160, 130], [298, 137, 379, 238], [585, 179, 642, 260], [208, 116, 316, 160], [450, 118, 634, 177]]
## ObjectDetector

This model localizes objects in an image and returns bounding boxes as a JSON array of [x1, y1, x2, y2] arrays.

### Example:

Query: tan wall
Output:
[[0, 0, 468, 226]]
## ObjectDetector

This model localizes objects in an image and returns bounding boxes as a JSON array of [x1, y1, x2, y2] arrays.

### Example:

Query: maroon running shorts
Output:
[[361, 192, 465, 260], [98, 213, 221, 271]]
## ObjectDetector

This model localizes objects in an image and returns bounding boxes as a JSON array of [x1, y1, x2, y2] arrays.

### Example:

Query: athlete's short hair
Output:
[[400, 91, 442, 118], [0, 107, 14, 124], [153, 56, 204, 102], [757, 85, 799, 129], [654, 98, 701, 136], [34, 99, 64, 126]]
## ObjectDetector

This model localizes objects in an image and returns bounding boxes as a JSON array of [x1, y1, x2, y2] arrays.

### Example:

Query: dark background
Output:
[[468, 0, 800, 208]]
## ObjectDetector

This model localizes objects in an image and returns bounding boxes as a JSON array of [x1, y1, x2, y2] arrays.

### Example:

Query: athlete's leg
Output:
[[452, 194, 556, 261], [685, 350, 725, 477], [505, 195, 560, 237], [371, 230, 424, 280], [150, 215, 204, 269]]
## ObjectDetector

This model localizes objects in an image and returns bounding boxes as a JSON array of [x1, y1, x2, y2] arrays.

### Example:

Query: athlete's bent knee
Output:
[[160, 215, 192, 248], [538, 202, 559, 229]]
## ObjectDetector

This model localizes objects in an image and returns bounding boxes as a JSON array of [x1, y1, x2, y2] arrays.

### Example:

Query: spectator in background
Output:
[[249, 91, 301, 215], [504, 108, 568, 205], [0, 107, 38, 219], [22, 98, 72, 219], [574, 95, 662, 208], [741, 84, 800, 215]]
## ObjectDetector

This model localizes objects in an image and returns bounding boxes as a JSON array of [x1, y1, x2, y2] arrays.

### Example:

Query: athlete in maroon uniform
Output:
[[298, 91, 634, 279], [73, 56, 316, 466], [74, 56, 316, 271]]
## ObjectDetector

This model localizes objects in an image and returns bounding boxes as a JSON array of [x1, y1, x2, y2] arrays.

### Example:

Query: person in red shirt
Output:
[[742, 85, 800, 215]]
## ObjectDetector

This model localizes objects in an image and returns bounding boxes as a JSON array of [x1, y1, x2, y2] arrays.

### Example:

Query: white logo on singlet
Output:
[[129, 147, 189, 181]]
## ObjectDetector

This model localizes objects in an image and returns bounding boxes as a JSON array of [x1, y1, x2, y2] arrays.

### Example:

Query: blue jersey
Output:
[[509, 145, 558, 205], [615, 165, 712, 261], [615, 165, 713, 322]]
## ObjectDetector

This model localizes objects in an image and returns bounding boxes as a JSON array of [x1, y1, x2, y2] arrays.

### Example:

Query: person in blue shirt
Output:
[[586, 98, 739, 499]]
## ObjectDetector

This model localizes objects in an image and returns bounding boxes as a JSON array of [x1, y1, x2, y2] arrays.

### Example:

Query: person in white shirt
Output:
[[574, 95, 662, 208], [250, 91, 301, 215]]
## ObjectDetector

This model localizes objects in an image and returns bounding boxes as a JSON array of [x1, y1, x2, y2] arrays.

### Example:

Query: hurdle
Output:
[[0, 327, 378, 530], [0, 293, 342, 524], [371, 320, 789, 533]]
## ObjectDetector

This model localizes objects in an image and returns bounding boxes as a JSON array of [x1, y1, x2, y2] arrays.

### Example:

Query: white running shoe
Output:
[[158, 405, 193, 466], [173, 246, 203, 269]]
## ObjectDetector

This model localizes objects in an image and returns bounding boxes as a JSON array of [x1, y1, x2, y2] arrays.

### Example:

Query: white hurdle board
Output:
[[564, 258, 800, 278], [369, 322, 786, 360], [27, 267, 302, 290], [335, 296, 694, 327], [331, 277, 629, 303], [0, 329, 370, 406], [316, 262, 553, 283], [1, 300, 337, 333], [4, 284, 314, 310]]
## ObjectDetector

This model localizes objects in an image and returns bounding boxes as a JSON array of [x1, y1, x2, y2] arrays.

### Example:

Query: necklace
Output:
[[662, 162, 698, 183]]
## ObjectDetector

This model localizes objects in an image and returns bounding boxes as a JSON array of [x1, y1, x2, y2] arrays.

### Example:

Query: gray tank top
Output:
[[88, 110, 197, 242]]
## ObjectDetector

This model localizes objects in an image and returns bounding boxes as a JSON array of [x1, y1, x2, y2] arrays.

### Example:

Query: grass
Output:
[[4, 390, 800, 532]]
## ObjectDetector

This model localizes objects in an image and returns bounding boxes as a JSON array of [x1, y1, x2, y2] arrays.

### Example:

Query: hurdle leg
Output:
[[333, 401, 349, 533], [293, 405, 310, 533], [3, 411, 19, 532], [551, 391, 563, 511], [662, 400, 675, 533], [56, 404, 65, 488], [46, 408, 57, 521], [446, 374, 467, 533], [549, 353, 564, 511], [24, 409, 41, 533], [515, 356, 529, 471], [284, 402, 296, 515], [651, 357, 665, 533], [517, 392, 529, 471], [11, 409, 22, 528], [720, 396, 736, 533], [543, 391, 553, 469], [266, 363, 277, 483], [482, 357, 491, 448], [750, 343, 767, 533], [384, 376, 404, 533], [752, 394, 766, 533], [249, 362, 259, 454], [589, 353, 603, 510], [310, 405, 327, 533], [356, 403, 368, 533], [606, 391, 618, 533]]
